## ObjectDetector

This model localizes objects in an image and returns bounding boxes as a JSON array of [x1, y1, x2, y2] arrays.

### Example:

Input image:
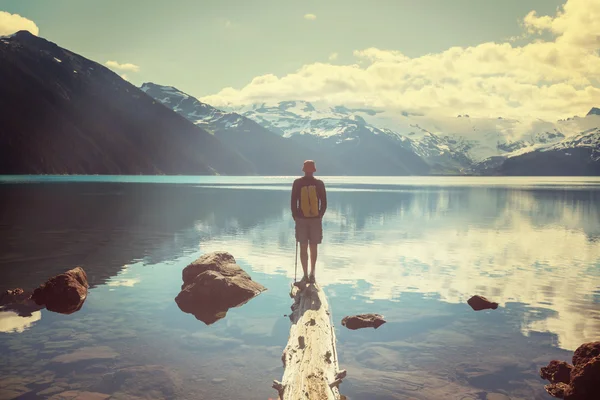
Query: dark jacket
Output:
[[291, 176, 327, 219]]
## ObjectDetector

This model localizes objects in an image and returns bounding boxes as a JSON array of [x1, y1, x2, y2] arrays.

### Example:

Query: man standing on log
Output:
[[291, 160, 327, 284]]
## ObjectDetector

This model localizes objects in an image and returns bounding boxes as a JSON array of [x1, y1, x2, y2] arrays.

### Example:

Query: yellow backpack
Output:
[[300, 185, 319, 217]]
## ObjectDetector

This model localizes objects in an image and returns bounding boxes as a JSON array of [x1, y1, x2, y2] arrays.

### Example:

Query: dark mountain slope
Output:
[[0, 31, 254, 175]]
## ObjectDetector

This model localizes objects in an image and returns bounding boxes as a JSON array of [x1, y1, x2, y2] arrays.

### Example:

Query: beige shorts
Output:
[[295, 217, 323, 244]]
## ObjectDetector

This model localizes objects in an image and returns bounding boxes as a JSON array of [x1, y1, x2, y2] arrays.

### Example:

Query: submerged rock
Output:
[[467, 295, 498, 311], [50, 346, 119, 364], [31, 267, 89, 314], [341, 314, 386, 330], [0, 288, 29, 305], [96, 365, 181, 399], [0, 288, 42, 317], [175, 252, 266, 325], [540, 341, 600, 399]]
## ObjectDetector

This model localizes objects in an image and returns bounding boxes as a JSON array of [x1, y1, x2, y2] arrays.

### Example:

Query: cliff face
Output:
[[0, 31, 254, 175]]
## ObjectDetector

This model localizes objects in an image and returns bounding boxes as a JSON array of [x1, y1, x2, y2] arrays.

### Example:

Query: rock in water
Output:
[[467, 295, 498, 311], [0, 288, 29, 306], [540, 360, 573, 384], [31, 267, 89, 314], [540, 341, 600, 399], [175, 252, 266, 325], [572, 342, 600, 367], [341, 314, 386, 330]]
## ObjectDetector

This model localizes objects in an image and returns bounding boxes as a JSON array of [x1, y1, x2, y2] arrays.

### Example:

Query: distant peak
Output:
[[587, 107, 600, 116]]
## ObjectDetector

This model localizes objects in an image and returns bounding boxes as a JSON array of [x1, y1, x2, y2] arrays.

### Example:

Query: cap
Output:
[[302, 160, 316, 173]]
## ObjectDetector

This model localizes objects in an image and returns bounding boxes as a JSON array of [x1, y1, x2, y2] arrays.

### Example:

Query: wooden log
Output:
[[273, 283, 345, 400]]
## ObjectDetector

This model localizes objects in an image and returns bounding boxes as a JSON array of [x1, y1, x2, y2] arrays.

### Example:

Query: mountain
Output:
[[229, 101, 600, 176], [142, 85, 430, 175], [232, 101, 433, 175], [496, 127, 600, 176], [588, 107, 600, 117], [0, 31, 253, 175], [140, 83, 341, 175]]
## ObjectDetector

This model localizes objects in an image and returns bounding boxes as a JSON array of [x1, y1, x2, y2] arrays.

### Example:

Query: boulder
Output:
[[341, 314, 386, 330], [31, 267, 89, 314], [540, 341, 600, 399], [540, 360, 573, 384], [0, 288, 29, 305], [572, 342, 600, 367], [175, 252, 266, 325], [0, 288, 43, 317], [467, 295, 498, 311]]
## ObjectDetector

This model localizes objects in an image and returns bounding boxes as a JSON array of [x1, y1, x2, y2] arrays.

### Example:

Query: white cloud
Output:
[[202, 0, 600, 120], [120, 73, 129, 81], [328, 52, 339, 61], [304, 13, 317, 21], [0, 11, 39, 36], [105, 60, 140, 73]]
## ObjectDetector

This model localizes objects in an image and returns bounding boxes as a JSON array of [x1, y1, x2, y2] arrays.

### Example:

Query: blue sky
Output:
[[1, 0, 598, 119]]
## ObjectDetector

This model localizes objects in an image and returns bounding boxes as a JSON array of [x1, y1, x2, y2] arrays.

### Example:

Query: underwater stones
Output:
[[341, 314, 386, 330], [540, 341, 600, 399], [48, 391, 110, 400], [31, 267, 89, 314], [175, 252, 266, 325], [97, 365, 181, 399], [50, 346, 118, 364], [467, 295, 499, 311]]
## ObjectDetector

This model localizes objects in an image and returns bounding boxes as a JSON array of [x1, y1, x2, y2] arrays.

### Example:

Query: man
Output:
[[291, 160, 327, 284]]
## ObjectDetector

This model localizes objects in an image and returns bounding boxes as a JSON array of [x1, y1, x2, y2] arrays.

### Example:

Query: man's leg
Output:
[[300, 242, 309, 279], [309, 243, 318, 278], [295, 219, 309, 280], [308, 217, 323, 282]]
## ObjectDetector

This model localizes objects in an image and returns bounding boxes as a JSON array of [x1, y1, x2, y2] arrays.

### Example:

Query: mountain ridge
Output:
[[0, 31, 254, 175]]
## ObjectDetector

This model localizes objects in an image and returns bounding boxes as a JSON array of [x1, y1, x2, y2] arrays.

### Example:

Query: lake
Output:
[[1, 176, 599, 400]]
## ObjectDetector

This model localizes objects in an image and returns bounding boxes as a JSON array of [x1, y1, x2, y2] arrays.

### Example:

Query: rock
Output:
[[545, 382, 569, 399], [49, 391, 110, 400], [96, 365, 180, 399], [565, 355, 600, 399], [572, 341, 600, 367], [540, 342, 600, 399], [31, 267, 89, 314], [540, 360, 573, 384], [174, 252, 266, 325], [50, 346, 118, 364], [0, 288, 29, 305], [467, 295, 499, 311], [0, 288, 43, 317], [341, 314, 386, 330]]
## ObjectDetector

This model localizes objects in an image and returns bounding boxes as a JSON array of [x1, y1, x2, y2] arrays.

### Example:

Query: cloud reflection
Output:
[[0, 310, 41, 333], [199, 188, 600, 351]]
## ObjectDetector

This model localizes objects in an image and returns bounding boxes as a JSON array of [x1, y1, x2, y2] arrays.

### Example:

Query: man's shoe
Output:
[[309, 274, 315, 284]]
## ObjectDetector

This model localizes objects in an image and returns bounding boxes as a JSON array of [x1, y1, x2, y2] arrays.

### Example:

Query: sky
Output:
[[0, 0, 598, 119]]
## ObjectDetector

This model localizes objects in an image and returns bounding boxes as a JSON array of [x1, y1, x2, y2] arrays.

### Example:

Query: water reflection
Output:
[[0, 178, 599, 400], [198, 187, 600, 351]]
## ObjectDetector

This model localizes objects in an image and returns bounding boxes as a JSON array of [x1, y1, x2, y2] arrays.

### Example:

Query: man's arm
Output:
[[290, 180, 298, 219], [319, 180, 327, 217]]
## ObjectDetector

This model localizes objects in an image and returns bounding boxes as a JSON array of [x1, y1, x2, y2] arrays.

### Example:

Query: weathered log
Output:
[[274, 283, 344, 400]]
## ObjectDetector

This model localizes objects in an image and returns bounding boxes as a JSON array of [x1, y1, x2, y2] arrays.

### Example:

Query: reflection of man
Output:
[[291, 160, 327, 284]]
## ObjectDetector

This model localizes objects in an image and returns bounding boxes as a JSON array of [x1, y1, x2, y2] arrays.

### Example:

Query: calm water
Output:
[[1, 176, 599, 400]]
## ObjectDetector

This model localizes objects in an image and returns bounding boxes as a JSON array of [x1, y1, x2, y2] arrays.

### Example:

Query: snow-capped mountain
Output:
[[230, 101, 469, 173], [143, 81, 600, 175], [228, 100, 600, 174], [141, 83, 344, 175], [143, 85, 431, 175]]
